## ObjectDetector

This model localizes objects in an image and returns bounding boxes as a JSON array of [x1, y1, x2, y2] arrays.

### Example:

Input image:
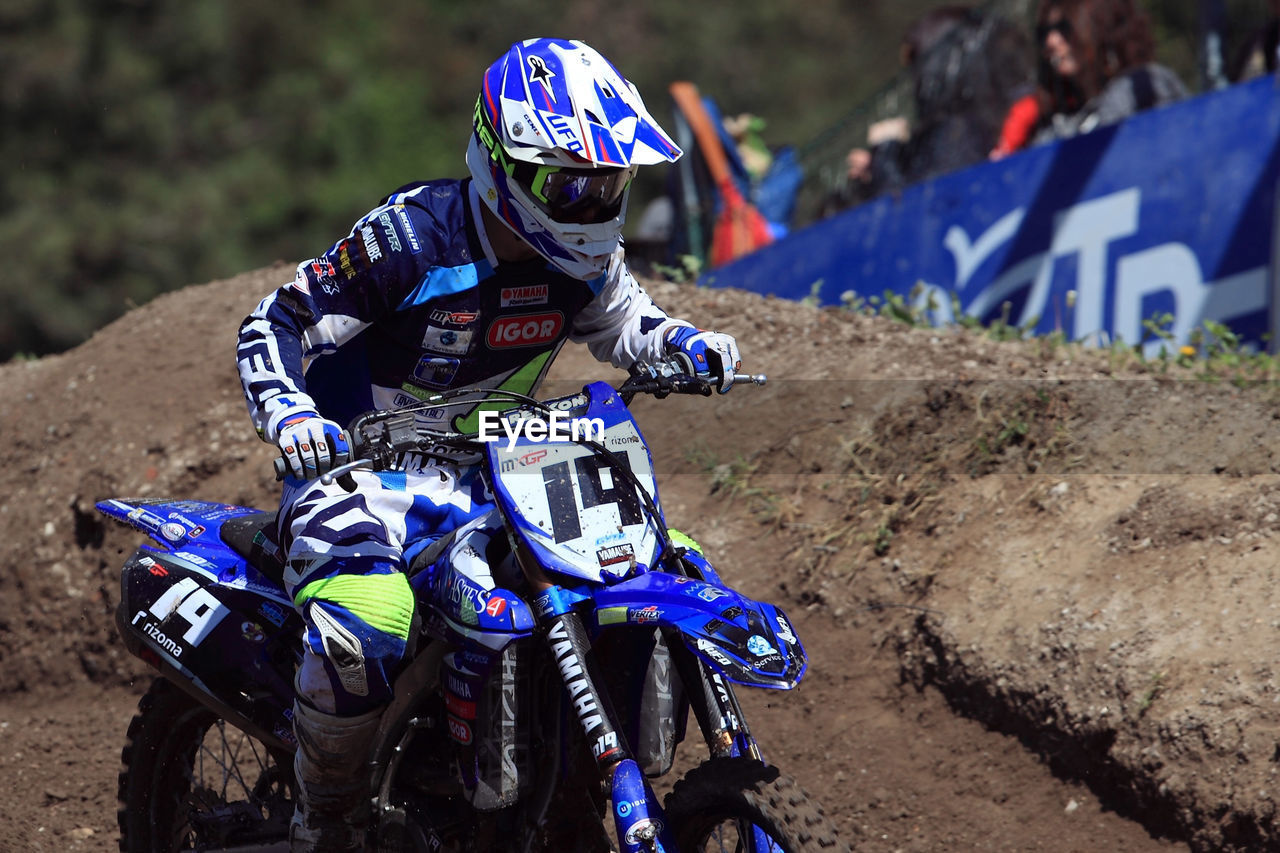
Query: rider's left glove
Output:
[[665, 327, 741, 393], [276, 414, 351, 481]]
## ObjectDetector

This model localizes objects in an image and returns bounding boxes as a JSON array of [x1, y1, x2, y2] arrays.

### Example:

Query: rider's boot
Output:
[[290, 699, 384, 853]]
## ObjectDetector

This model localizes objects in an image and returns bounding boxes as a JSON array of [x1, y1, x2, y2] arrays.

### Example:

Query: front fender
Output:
[[589, 572, 806, 689]]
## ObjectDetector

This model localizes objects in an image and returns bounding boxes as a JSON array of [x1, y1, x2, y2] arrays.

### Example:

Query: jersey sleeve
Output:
[[236, 204, 429, 440], [568, 251, 694, 368]]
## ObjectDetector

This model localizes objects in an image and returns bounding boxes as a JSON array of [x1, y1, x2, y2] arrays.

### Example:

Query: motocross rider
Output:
[[235, 38, 740, 852]]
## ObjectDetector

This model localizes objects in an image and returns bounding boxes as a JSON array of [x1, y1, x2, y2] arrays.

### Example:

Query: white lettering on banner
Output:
[[477, 410, 606, 451], [1115, 244, 1203, 358], [942, 187, 1267, 349], [1046, 191, 1139, 340], [1116, 252, 1268, 358], [955, 189, 1138, 339], [945, 208, 1025, 287]]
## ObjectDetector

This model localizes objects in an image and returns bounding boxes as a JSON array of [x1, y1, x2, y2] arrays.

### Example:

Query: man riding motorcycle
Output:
[[235, 37, 741, 852]]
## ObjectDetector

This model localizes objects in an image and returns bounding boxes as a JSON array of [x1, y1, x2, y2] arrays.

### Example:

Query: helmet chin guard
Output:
[[467, 38, 682, 280]]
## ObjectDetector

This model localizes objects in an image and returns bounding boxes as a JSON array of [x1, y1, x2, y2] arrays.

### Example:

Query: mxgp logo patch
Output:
[[486, 311, 564, 348], [429, 309, 478, 326]]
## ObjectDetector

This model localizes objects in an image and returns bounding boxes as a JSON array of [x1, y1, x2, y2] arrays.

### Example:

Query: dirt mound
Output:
[[7, 263, 1277, 850]]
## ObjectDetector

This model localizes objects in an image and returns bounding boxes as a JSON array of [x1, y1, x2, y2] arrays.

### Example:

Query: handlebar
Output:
[[618, 362, 765, 401], [273, 357, 766, 481]]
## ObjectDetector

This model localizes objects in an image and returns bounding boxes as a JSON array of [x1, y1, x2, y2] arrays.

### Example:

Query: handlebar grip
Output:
[[273, 428, 357, 482]]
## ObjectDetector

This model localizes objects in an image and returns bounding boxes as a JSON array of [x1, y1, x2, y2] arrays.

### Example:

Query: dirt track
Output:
[[6, 263, 1277, 850]]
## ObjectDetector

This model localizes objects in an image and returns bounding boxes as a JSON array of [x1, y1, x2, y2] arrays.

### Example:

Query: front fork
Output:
[[535, 582, 676, 852], [662, 625, 762, 761], [535, 592, 766, 853]]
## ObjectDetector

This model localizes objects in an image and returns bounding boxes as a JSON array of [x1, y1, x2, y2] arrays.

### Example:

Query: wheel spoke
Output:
[[184, 720, 290, 846]]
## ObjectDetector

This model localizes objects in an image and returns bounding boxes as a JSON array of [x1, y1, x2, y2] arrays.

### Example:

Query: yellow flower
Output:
[[1179, 345, 1196, 357]]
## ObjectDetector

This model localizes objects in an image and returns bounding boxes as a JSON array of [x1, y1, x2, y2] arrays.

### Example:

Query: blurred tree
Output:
[[0, 0, 1260, 360]]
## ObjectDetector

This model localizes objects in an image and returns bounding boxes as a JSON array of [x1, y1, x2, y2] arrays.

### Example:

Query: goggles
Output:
[[520, 163, 637, 225], [473, 98, 635, 225]]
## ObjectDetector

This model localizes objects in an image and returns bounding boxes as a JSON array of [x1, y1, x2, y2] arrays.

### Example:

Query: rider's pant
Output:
[[278, 459, 493, 715]]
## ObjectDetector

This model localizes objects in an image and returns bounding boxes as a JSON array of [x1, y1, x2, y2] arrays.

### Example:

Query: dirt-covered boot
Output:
[[290, 700, 384, 853]]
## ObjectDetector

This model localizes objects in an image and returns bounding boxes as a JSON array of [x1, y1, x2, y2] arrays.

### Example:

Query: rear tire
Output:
[[664, 757, 851, 852], [117, 677, 294, 852]]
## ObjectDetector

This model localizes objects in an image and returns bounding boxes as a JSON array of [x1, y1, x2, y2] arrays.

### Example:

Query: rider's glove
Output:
[[665, 326, 741, 393], [275, 414, 350, 481]]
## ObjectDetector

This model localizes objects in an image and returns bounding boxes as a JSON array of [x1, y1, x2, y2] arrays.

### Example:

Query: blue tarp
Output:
[[702, 74, 1280, 355]]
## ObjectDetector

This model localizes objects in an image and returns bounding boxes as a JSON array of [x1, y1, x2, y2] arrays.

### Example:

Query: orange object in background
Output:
[[669, 81, 774, 266]]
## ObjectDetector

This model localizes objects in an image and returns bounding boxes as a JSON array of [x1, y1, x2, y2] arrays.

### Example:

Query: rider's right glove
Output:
[[665, 326, 741, 393], [275, 414, 351, 481]]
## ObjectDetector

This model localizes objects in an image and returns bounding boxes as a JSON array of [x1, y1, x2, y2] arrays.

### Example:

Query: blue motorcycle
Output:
[[99, 360, 848, 852]]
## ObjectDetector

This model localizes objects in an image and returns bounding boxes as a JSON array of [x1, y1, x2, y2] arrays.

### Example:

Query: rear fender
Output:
[[117, 546, 301, 750], [590, 572, 806, 689]]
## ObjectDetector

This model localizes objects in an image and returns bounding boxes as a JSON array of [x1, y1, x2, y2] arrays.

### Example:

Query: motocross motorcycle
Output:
[[98, 360, 850, 852]]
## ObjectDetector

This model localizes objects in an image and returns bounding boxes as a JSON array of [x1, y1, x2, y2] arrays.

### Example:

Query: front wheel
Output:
[[118, 677, 294, 852], [664, 757, 851, 852]]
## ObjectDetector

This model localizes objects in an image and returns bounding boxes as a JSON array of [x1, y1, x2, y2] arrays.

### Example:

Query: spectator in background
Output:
[[723, 112, 775, 182], [991, 0, 1188, 158], [1228, 0, 1280, 82], [821, 5, 1033, 214], [817, 147, 877, 218]]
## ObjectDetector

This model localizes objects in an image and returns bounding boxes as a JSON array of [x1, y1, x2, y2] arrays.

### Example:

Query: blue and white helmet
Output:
[[467, 38, 683, 280]]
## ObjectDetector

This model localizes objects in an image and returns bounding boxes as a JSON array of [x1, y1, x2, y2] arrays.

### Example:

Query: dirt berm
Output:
[[2, 263, 1279, 851]]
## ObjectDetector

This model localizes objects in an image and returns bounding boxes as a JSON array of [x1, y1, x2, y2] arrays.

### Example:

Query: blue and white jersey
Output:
[[237, 179, 690, 440]]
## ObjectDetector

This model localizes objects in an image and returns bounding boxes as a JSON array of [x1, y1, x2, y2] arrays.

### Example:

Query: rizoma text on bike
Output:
[[477, 410, 605, 451]]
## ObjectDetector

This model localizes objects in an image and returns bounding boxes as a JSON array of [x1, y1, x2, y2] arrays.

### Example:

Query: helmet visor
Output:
[[531, 165, 637, 225]]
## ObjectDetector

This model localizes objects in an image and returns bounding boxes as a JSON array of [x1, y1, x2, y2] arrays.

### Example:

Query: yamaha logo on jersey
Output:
[[500, 284, 549, 307], [486, 311, 564, 348]]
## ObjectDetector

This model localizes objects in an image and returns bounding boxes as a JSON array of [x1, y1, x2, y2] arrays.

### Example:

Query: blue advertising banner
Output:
[[702, 75, 1280, 356]]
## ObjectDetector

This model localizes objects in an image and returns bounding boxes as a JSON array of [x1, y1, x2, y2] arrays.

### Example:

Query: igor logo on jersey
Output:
[[487, 311, 564, 348]]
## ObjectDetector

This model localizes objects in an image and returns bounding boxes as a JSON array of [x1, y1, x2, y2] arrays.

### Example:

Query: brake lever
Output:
[[321, 459, 375, 488]]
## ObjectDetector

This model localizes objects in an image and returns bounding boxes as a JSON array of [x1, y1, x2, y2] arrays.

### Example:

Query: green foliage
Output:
[[1, 1, 1265, 360], [1, 0, 948, 360], [1134, 312, 1280, 384], [652, 254, 704, 284]]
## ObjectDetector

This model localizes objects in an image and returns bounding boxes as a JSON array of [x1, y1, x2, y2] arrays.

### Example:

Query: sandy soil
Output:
[[5, 262, 1274, 850]]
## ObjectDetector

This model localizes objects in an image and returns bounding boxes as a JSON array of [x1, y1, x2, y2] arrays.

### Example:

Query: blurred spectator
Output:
[[991, 0, 1188, 158], [822, 5, 1033, 215], [817, 147, 877, 218], [1228, 0, 1280, 82], [723, 112, 774, 181]]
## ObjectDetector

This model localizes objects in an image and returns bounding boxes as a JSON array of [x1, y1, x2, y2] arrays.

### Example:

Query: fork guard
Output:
[[589, 572, 806, 689]]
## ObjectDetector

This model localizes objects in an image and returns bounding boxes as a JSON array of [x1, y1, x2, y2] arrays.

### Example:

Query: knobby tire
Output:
[[664, 757, 852, 852], [117, 676, 293, 852]]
